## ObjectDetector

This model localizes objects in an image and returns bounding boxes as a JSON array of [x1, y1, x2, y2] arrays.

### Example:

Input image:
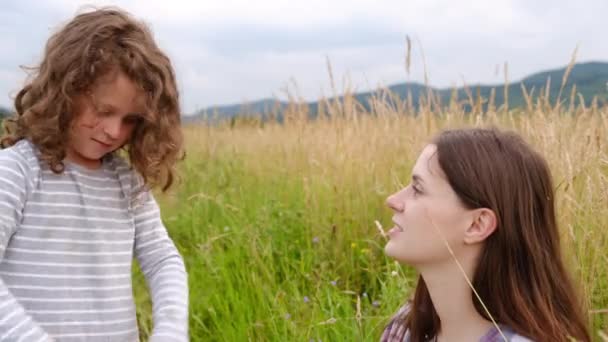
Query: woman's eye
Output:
[[412, 185, 422, 196]]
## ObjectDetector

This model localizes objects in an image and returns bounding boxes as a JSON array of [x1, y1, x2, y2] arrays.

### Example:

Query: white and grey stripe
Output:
[[0, 140, 188, 341]]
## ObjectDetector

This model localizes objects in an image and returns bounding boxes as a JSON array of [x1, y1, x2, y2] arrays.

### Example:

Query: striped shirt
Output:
[[381, 303, 533, 342], [0, 140, 188, 341]]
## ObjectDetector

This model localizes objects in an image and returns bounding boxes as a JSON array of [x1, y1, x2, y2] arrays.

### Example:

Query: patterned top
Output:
[[381, 304, 533, 342]]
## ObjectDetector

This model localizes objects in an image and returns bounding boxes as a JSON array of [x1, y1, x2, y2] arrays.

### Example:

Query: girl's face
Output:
[[384, 144, 478, 268], [67, 71, 145, 169]]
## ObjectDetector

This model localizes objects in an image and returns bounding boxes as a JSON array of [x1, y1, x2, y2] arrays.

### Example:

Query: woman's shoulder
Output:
[[481, 325, 534, 342], [380, 303, 535, 342], [380, 303, 411, 342]]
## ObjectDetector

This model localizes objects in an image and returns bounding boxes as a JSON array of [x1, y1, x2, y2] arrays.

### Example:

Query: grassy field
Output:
[[133, 87, 608, 341]]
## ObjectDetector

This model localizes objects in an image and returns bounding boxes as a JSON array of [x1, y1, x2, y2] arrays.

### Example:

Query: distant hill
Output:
[[0, 106, 10, 119], [187, 99, 284, 122], [187, 61, 608, 122]]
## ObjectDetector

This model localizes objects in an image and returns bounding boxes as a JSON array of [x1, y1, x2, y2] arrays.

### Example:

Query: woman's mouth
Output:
[[387, 221, 405, 238], [393, 220, 405, 232]]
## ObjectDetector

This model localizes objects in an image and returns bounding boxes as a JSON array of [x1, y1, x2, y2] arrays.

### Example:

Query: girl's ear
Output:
[[463, 208, 497, 245]]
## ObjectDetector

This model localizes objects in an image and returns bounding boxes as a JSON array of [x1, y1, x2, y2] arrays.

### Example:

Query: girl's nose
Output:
[[102, 117, 122, 139]]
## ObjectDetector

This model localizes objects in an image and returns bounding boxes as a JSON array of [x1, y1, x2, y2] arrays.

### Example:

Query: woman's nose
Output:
[[386, 192, 404, 212]]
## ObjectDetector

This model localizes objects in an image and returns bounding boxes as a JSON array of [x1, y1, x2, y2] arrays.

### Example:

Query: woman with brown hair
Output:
[[381, 128, 589, 341]]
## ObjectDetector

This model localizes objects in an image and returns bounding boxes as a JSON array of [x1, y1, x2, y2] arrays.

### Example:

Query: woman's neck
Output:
[[419, 258, 495, 341]]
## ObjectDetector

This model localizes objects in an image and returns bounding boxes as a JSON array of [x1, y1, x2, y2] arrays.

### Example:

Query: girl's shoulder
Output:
[[107, 153, 150, 207], [113, 155, 145, 185], [0, 139, 41, 174], [1, 138, 37, 159], [0, 140, 44, 194]]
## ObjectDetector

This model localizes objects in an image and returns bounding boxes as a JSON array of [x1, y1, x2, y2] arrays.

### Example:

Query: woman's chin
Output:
[[384, 241, 404, 261]]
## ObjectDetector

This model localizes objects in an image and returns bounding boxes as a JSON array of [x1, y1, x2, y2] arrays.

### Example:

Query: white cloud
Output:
[[0, 0, 606, 113]]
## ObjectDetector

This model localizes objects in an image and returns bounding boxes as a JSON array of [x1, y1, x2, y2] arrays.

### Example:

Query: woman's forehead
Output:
[[412, 144, 447, 183]]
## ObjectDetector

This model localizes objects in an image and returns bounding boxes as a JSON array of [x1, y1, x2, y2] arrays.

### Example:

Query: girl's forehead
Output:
[[88, 73, 147, 112]]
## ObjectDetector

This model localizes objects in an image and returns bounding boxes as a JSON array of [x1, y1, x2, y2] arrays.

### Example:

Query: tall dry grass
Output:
[[134, 62, 608, 341]]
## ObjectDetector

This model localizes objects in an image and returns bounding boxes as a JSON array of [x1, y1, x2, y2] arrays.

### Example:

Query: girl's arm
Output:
[[0, 149, 53, 341], [133, 186, 189, 342]]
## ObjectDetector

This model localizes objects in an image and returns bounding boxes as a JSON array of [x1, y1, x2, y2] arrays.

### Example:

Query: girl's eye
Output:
[[95, 109, 112, 117], [123, 115, 141, 125]]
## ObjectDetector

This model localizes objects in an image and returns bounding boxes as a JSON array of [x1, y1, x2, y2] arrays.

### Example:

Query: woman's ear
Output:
[[464, 208, 497, 245]]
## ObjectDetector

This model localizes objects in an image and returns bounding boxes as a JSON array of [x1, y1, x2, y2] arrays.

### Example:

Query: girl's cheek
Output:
[[89, 117, 103, 129], [79, 122, 96, 130], [72, 116, 96, 130]]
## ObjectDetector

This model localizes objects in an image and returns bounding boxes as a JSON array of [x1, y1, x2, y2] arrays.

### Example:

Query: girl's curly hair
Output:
[[2, 7, 183, 191]]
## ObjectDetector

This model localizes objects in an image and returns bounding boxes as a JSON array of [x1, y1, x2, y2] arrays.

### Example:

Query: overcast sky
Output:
[[1, 0, 606, 114]]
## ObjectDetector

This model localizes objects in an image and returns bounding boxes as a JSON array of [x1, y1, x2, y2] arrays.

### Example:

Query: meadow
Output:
[[133, 79, 608, 341]]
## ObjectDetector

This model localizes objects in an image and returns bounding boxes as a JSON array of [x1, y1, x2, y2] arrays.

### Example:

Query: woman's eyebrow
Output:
[[412, 174, 425, 184]]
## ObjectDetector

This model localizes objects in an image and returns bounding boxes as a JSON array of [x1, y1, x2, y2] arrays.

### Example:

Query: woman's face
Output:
[[384, 144, 477, 268]]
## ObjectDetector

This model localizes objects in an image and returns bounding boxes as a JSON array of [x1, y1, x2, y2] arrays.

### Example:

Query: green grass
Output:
[[133, 103, 608, 341], [148, 153, 414, 341]]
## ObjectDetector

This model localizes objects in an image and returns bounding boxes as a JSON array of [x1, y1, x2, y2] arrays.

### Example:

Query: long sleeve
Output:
[[133, 186, 189, 341], [0, 149, 51, 342]]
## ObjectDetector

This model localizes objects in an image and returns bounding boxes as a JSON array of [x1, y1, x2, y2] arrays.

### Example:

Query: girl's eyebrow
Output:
[[91, 96, 146, 116]]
